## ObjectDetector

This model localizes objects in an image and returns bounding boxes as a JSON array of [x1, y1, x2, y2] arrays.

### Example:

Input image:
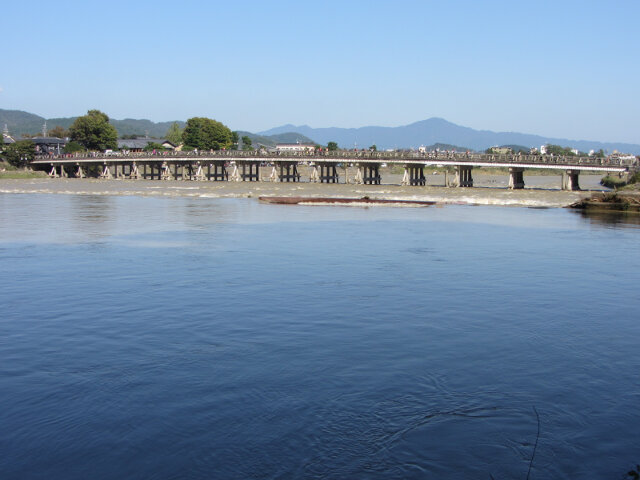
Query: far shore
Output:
[[0, 169, 611, 208]]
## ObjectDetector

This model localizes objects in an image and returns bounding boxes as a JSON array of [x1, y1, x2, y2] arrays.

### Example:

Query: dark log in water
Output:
[[258, 196, 436, 206]]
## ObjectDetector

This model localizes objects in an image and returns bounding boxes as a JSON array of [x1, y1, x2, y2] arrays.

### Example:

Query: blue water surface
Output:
[[1, 194, 639, 479]]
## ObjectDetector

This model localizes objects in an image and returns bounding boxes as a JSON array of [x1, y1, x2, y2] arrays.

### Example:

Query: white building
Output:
[[275, 143, 315, 153]]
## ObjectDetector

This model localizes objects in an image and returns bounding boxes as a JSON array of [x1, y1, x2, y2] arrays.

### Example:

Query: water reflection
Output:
[[572, 208, 640, 229]]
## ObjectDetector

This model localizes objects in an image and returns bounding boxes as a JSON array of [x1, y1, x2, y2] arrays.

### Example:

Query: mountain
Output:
[[0, 109, 185, 138], [236, 131, 316, 148], [0, 109, 313, 146], [4, 108, 639, 155], [0, 109, 46, 135], [259, 118, 640, 155]]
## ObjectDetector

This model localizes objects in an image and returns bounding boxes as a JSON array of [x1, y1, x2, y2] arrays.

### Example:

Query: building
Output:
[[275, 143, 316, 153], [28, 137, 67, 155], [117, 139, 177, 152]]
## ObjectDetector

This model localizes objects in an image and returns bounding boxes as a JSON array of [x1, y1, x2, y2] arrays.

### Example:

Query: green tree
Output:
[[327, 141, 338, 151], [165, 122, 183, 146], [369, 144, 377, 152], [63, 141, 85, 154], [241, 135, 252, 150], [544, 144, 579, 156], [231, 131, 239, 150], [3, 140, 36, 167], [48, 125, 68, 138], [68, 110, 118, 151], [182, 117, 233, 150], [143, 142, 167, 152]]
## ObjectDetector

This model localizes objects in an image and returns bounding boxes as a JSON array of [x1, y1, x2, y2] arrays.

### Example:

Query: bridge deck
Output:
[[32, 151, 634, 173]]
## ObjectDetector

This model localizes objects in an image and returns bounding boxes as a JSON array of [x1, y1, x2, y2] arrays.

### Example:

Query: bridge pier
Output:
[[161, 162, 172, 180], [75, 164, 85, 179], [309, 163, 320, 182], [353, 165, 363, 184], [115, 163, 126, 179], [183, 163, 195, 181], [48, 164, 68, 178], [142, 162, 161, 180], [207, 162, 228, 181], [508, 167, 525, 189], [450, 165, 473, 187], [319, 163, 339, 183], [273, 162, 300, 182], [363, 164, 381, 185], [562, 170, 581, 191], [100, 164, 113, 179], [402, 164, 426, 186], [130, 162, 141, 180], [193, 163, 206, 181], [241, 162, 260, 181]]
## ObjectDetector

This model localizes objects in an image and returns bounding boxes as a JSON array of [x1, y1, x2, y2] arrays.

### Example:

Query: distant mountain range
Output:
[[2, 109, 638, 154], [0, 109, 314, 147], [0, 109, 184, 139], [235, 131, 315, 147], [259, 118, 640, 155]]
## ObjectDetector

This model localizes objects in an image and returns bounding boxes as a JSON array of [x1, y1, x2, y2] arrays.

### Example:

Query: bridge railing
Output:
[[33, 150, 638, 168]]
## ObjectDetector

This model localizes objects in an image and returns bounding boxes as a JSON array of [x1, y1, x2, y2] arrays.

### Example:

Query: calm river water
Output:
[[1, 194, 639, 479]]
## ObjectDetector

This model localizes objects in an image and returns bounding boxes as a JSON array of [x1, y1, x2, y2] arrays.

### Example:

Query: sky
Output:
[[1, 0, 639, 143]]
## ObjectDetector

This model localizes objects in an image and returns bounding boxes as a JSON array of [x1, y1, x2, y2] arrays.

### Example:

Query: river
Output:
[[1, 192, 639, 479]]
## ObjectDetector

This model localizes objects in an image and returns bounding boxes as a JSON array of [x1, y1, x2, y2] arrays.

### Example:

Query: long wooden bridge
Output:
[[31, 150, 637, 190]]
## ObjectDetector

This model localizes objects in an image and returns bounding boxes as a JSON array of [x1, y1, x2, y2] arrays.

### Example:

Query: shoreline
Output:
[[0, 174, 608, 208]]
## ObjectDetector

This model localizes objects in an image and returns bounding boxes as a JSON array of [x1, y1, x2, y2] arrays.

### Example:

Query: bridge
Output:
[[31, 150, 637, 191]]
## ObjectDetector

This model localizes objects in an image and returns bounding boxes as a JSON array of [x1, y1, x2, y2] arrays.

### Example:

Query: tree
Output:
[[68, 110, 118, 151], [544, 144, 580, 156], [241, 135, 252, 151], [165, 122, 183, 146], [143, 142, 166, 152], [231, 131, 239, 150], [369, 144, 377, 152], [182, 117, 233, 150], [327, 141, 338, 151], [3, 140, 36, 167], [64, 141, 85, 154], [48, 125, 68, 139]]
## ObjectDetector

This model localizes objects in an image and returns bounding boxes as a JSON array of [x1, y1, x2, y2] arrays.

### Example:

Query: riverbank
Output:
[[0, 162, 48, 179], [570, 191, 640, 213], [0, 172, 608, 208]]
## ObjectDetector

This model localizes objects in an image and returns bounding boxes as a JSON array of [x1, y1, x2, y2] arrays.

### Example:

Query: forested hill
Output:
[[0, 109, 315, 146], [0, 109, 186, 138]]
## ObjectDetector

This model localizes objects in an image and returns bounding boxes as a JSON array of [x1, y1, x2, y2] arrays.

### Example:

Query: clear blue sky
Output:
[[2, 0, 638, 143]]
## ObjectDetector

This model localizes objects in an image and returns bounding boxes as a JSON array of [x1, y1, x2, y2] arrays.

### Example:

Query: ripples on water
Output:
[[1, 194, 639, 479]]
